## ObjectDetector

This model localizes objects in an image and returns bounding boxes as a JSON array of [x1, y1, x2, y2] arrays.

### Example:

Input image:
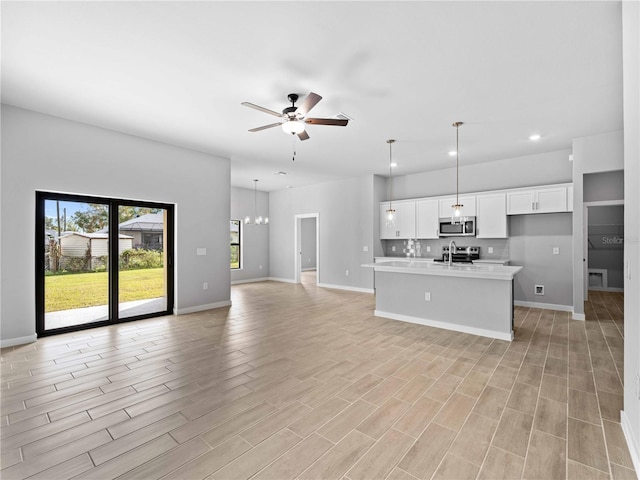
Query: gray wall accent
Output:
[[509, 213, 573, 307], [300, 217, 317, 270], [230, 186, 270, 282], [584, 170, 625, 202], [390, 149, 573, 201], [572, 131, 625, 317], [0, 105, 231, 343], [383, 238, 509, 262], [269, 175, 375, 289], [622, 0, 640, 455], [588, 205, 624, 289]]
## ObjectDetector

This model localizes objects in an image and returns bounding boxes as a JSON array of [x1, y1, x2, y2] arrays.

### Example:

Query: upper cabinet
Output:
[[416, 199, 440, 239], [507, 185, 570, 215], [438, 194, 476, 218], [476, 193, 508, 238], [379, 201, 416, 239]]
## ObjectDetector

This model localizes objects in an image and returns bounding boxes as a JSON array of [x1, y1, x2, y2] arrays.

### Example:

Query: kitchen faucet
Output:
[[448, 239, 457, 266]]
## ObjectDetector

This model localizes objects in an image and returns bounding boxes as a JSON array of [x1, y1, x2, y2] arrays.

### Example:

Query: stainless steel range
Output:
[[435, 245, 480, 264]]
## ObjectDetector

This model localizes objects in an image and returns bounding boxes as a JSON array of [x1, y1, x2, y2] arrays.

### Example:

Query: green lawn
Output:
[[45, 268, 165, 312]]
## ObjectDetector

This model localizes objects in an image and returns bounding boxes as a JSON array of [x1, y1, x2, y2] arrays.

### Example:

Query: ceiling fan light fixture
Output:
[[281, 119, 305, 135]]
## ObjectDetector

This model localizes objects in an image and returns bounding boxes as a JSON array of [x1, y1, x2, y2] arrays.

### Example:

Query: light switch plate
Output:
[[197, 248, 207, 256], [488, 247, 494, 254], [363, 246, 369, 252], [553, 247, 559, 255]]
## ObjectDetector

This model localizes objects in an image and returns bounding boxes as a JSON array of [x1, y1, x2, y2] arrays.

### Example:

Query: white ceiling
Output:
[[1, 1, 623, 192]]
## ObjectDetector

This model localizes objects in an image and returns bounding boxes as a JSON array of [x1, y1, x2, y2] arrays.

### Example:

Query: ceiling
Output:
[[1, 1, 623, 192]]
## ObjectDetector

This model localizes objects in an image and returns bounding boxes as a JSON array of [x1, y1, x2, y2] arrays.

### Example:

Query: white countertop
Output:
[[363, 260, 522, 281]]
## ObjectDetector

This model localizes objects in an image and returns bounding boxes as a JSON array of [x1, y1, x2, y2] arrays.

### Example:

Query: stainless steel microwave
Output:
[[439, 217, 476, 237]]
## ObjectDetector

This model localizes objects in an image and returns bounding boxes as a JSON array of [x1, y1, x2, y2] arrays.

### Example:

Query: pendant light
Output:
[[451, 122, 464, 221], [385, 139, 396, 227], [244, 179, 269, 225]]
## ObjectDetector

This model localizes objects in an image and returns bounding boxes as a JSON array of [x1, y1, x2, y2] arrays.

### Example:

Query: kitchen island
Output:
[[362, 260, 523, 341]]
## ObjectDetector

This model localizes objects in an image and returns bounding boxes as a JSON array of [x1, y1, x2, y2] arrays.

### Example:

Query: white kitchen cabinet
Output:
[[438, 194, 476, 218], [379, 201, 416, 239], [416, 198, 440, 239], [506, 186, 568, 215], [476, 193, 508, 238]]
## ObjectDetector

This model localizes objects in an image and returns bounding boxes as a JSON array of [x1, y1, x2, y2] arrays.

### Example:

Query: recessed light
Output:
[[448, 151, 457, 156], [273, 171, 287, 176], [529, 134, 541, 141], [390, 162, 398, 168]]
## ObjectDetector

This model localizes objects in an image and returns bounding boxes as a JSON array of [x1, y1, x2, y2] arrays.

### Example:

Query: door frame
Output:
[[294, 213, 319, 284], [35, 191, 174, 336], [583, 199, 624, 301]]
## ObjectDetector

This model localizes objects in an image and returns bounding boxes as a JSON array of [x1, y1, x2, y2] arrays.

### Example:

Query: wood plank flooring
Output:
[[1, 276, 635, 479]]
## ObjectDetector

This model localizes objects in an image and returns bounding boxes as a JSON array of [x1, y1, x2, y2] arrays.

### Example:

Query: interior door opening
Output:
[[294, 213, 319, 285], [586, 204, 624, 294], [36, 192, 174, 336]]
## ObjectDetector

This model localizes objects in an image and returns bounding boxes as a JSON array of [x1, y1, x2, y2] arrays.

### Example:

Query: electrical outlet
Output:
[[259, 265, 262, 270], [345, 270, 350, 276], [553, 247, 560, 255], [363, 246, 369, 252], [203, 282, 208, 290], [391, 246, 396, 252], [424, 292, 431, 301], [196, 248, 206, 256], [488, 247, 494, 254], [535, 285, 544, 295], [426, 246, 431, 253]]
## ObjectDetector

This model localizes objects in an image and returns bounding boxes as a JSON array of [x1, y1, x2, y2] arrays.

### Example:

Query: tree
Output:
[[71, 204, 109, 232], [118, 206, 161, 223]]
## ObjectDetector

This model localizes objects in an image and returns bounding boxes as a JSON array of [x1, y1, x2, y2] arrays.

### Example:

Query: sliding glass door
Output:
[[36, 192, 174, 336]]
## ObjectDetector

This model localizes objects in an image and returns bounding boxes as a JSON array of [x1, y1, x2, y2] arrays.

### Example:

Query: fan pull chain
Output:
[[292, 135, 297, 161]]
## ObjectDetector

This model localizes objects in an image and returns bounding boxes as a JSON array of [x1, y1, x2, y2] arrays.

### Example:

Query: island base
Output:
[[374, 271, 514, 341]]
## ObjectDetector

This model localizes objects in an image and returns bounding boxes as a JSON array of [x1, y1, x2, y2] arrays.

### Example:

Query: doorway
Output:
[[36, 192, 174, 335], [294, 213, 319, 284], [583, 201, 624, 300]]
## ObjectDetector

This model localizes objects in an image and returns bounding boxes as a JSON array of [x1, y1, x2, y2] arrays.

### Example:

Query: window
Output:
[[230, 220, 241, 269]]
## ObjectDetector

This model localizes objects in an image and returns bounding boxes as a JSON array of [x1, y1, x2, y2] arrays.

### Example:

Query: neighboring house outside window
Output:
[[230, 220, 241, 269]]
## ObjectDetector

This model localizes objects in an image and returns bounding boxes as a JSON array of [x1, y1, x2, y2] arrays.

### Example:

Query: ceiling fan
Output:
[[241, 92, 348, 141]]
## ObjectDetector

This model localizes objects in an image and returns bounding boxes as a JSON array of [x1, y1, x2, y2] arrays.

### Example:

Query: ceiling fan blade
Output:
[[298, 130, 310, 141], [296, 92, 322, 116], [241, 102, 284, 118], [304, 118, 349, 126], [248, 122, 282, 132]]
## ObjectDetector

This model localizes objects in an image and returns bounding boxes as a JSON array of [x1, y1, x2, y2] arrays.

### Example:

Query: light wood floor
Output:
[[1, 281, 635, 479]]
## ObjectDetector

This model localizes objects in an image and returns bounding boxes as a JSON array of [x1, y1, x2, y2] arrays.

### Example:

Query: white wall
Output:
[[0, 106, 231, 346], [391, 149, 573, 200], [230, 186, 269, 283], [269, 175, 375, 291], [621, 0, 640, 471]]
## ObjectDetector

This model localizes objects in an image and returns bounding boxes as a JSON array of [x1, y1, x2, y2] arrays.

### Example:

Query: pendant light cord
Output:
[[456, 124, 460, 206], [387, 139, 395, 211]]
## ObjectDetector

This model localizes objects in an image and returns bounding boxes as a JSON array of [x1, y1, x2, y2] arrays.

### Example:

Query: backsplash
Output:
[[383, 238, 510, 260]]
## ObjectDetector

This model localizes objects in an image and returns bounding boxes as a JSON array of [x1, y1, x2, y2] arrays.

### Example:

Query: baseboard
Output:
[[572, 312, 586, 321], [267, 277, 298, 284], [301, 268, 317, 272], [231, 277, 270, 285], [621, 410, 640, 475], [175, 300, 232, 315], [1, 334, 38, 348], [589, 287, 624, 292], [514, 300, 573, 312], [375, 310, 513, 341], [317, 283, 375, 294]]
